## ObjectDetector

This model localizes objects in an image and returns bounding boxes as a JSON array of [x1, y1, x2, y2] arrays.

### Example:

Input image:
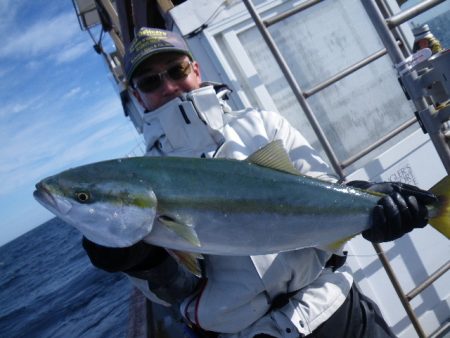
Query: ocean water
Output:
[[0, 218, 133, 338]]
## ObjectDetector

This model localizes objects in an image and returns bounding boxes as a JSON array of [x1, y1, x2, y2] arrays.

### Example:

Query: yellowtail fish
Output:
[[34, 141, 450, 257]]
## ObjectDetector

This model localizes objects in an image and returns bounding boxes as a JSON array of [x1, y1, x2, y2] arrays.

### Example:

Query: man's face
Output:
[[132, 52, 202, 111]]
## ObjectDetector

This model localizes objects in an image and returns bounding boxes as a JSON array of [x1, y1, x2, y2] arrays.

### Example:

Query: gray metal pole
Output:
[[406, 261, 450, 301], [372, 243, 427, 338], [242, 0, 345, 178], [263, 0, 324, 27], [386, 0, 447, 28], [361, 0, 409, 67], [304, 48, 388, 97]]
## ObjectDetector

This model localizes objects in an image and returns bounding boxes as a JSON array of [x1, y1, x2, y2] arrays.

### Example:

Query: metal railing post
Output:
[[242, 0, 345, 179]]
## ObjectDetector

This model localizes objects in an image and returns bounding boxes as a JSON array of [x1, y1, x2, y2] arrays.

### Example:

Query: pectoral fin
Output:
[[166, 249, 204, 277], [158, 215, 201, 247]]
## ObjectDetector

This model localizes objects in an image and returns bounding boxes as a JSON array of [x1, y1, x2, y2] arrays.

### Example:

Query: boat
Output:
[[70, 0, 450, 337]]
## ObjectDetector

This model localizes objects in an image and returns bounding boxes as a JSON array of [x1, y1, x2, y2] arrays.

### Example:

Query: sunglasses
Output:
[[134, 60, 193, 93]]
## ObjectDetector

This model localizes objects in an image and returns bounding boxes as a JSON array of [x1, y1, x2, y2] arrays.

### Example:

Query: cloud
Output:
[[0, 12, 81, 59], [67, 98, 126, 132], [54, 41, 91, 64], [0, 122, 138, 197], [0, 66, 14, 78], [0, 93, 46, 119], [0, 0, 13, 13], [0, 0, 17, 28], [7, 102, 29, 114], [0, 95, 140, 197], [0, 0, 133, 244], [62, 87, 82, 99]]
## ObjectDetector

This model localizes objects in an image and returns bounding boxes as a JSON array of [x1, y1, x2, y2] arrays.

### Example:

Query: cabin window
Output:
[[208, 0, 418, 173]]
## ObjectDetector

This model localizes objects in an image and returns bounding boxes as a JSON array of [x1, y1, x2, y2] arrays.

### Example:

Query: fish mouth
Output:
[[34, 182, 72, 215], [34, 182, 56, 207]]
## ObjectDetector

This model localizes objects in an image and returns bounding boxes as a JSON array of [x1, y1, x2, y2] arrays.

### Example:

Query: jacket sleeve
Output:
[[217, 268, 353, 338], [126, 253, 200, 308], [180, 250, 352, 336]]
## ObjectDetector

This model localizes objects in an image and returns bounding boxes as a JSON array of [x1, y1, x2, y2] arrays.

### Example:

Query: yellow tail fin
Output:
[[428, 175, 450, 239]]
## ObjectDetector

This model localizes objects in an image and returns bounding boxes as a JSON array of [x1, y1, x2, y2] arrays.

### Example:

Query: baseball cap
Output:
[[124, 27, 192, 82]]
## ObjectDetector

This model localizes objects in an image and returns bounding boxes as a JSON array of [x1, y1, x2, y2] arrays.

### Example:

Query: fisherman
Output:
[[82, 27, 436, 338]]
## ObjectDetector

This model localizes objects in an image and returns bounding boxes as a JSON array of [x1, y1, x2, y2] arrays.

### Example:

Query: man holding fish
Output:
[[58, 28, 443, 337]]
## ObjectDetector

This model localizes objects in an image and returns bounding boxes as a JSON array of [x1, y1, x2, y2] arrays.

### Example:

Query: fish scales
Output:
[[137, 156, 378, 254], [33, 141, 450, 258], [34, 149, 380, 255]]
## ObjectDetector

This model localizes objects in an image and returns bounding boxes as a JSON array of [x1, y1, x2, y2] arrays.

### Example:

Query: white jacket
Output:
[[130, 86, 353, 337]]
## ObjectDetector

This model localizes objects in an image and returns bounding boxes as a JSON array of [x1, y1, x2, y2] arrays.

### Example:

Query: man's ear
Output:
[[192, 61, 202, 83]]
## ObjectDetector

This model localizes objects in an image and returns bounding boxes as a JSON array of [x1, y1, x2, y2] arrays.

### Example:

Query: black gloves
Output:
[[82, 237, 168, 273], [346, 181, 437, 243]]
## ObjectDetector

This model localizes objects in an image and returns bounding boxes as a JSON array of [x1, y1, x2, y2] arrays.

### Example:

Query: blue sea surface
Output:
[[0, 218, 133, 338]]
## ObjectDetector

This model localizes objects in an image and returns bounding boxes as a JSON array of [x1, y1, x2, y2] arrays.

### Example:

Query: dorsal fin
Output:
[[247, 140, 301, 176]]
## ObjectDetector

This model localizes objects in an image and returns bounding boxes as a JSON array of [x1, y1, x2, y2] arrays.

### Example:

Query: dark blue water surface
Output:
[[0, 218, 133, 338]]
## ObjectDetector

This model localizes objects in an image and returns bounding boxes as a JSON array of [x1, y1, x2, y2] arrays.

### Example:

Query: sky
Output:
[[0, 0, 143, 247]]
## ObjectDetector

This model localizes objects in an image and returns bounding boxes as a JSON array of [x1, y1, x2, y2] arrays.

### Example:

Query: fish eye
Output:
[[75, 192, 91, 203]]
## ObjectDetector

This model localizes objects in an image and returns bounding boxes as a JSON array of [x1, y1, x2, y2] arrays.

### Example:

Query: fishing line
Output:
[[346, 253, 385, 257]]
